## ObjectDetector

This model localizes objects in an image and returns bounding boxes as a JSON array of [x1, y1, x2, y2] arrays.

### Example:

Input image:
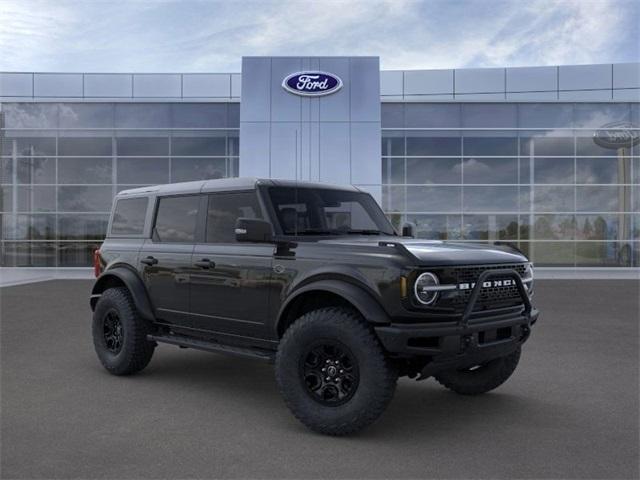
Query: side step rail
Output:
[[147, 334, 275, 363]]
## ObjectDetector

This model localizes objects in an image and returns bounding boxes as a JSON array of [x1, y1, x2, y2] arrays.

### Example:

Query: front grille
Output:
[[436, 263, 527, 312]]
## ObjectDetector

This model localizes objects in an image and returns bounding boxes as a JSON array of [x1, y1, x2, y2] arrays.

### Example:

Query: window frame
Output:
[[150, 193, 203, 244], [202, 189, 266, 245], [108, 196, 150, 238]]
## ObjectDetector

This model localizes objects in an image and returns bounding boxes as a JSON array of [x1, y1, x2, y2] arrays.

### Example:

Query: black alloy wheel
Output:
[[103, 309, 124, 354], [300, 341, 359, 406]]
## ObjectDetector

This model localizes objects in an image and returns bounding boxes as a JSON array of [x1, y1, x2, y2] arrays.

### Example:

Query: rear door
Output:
[[139, 194, 201, 326], [189, 191, 274, 340]]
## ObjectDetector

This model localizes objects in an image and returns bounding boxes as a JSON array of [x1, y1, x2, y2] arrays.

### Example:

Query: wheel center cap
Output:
[[327, 366, 337, 377]]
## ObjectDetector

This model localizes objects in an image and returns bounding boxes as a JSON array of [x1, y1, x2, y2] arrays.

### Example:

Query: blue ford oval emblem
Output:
[[282, 71, 343, 96]]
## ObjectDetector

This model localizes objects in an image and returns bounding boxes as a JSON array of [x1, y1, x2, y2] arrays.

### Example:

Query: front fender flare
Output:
[[90, 267, 155, 321], [277, 279, 391, 334]]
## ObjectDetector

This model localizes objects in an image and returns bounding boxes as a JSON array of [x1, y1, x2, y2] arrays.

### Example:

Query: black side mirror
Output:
[[235, 218, 273, 243], [401, 222, 416, 238]]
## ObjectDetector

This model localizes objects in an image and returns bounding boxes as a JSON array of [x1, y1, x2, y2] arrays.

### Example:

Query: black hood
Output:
[[317, 236, 528, 266]]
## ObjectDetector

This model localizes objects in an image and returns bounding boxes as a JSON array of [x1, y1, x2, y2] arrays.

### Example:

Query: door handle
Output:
[[141, 256, 158, 266], [194, 259, 215, 269]]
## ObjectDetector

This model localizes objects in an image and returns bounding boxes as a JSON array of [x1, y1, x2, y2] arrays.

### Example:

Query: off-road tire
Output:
[[275, 307, 397, 436], [92, 287, 155, 376], [434, 347, 521, 395]]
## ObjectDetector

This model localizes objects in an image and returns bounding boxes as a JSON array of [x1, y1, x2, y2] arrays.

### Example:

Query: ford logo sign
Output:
[[282, 71, 343, 97], [593, 122, 640, 149]]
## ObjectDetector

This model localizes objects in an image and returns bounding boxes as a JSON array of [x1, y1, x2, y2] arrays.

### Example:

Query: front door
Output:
[[139, 194, 201, 326], [189, 191, 274, 340]]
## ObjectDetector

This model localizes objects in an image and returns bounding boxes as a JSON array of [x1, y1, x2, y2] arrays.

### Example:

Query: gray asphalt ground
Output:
[[1, 280, 638, 479]]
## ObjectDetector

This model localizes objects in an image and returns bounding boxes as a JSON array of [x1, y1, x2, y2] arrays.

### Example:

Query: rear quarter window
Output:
[[110, 197, 149, 235]]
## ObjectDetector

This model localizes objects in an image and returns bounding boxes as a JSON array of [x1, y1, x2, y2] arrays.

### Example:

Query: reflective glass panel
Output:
[[576, 158, 630, 184], [58, 214, 109, 240], [530, 242, 575, 266], [518, 104, 573, 129], [381, 103, 404, 128], [117, 158, 169, 185], [463, 186, 519, 212], [406, 135, 461, 156], [533, 214, 576, 240], [171, 158, 227, 182], [0, 158, 12, 184], [58, 137, 112, 156], [463, 136, 518, 156], [576, 186, 627, 212], [533, 186, 575, 212], [381, 186, 405, 212], [17, 157, 56, 184], [1, 186, 12, 211], [575, 214, 629, 241], [462, 104, 517, 128], [171, 137, 226, 156], [1, 242, 57, 267], [462, 158, 518, 184], [2, 104, 59, 128], [406, 214, 462, 240], [382, 158, 404, 184], [58, 104, 114, 128], [58, 242, 101, 267], [58, 158, 112, 184], [533, 158, 574, 184], [406, 158, 461, 184], [117, 137, 168, 156], [114, 104, 171, 128], [1, 214, 56, 240], [16, 186, 56, 212], [405, 104, 461, 128], [407, 186, 461, 212], [381, 133, 404, 156], [462, 214, 518, 240], [575, 242, 631, 267], [520, 135, 574, 156], [58, 186, 113, 212], [172, 104, 227, 128]]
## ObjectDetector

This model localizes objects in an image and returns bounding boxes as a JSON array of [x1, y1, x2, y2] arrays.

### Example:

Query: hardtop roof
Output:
[[116, 177, 361, 197]]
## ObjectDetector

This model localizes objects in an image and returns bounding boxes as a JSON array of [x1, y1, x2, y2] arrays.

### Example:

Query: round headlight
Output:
[[414, 272, 440, 305], [524, 263, 534, 295]]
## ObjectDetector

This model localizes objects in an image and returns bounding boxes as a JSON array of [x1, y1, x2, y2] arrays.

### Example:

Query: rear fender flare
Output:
[[90, 267, 155, 321]]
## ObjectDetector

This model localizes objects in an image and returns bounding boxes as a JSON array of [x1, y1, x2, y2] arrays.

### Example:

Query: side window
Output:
[[206, 192, 262, 243], [111, 197, 148, 235], [154, 195, 200, 243]]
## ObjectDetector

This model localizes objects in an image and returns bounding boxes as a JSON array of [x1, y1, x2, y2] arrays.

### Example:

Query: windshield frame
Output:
[[260, 185, 397, 238]]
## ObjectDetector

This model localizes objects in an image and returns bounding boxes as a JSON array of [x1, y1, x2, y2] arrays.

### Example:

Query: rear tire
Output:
[[275, 307, 397, 436], [92, 287, 155, 376], [434, 347, 521, 395]]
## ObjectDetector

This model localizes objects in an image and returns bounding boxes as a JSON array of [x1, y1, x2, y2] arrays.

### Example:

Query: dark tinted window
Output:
[[154, 195, 199, 242], [111, 197, 148, 235], [206, 192, 261, 243]]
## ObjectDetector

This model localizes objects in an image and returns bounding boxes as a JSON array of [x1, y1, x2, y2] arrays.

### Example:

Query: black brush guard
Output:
[[375, 269, 537, 379]]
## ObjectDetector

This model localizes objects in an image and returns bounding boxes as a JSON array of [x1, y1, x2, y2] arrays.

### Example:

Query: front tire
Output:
[[434, 347, 521, 395], [275, 307, 397, 436], [92, 287, 155, 376]]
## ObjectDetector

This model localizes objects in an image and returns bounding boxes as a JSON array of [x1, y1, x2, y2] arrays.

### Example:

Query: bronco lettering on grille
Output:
[[458, 279, 515, 290]]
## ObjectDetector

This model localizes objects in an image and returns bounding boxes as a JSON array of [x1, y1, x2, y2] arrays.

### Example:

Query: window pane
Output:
[[58, 186, 113, 212], [407, 186, 461, 212], [463, 186, 519, 212], [518, 104, 573, 129], [576, 186, 628, 212], [228, 104, 240, 127], [407, 214, 462, 240], [576, 135, 623, 157], [171, 158, 226, 182], [576, 214, 631, 241], [111, 197, 148, 235], [462, 104, 517, 128], [172, 104, 227, 128], [114, 104, 171, 128], [531, 242, 575, 266], [533, 214, 575, 240], [58, 137, 112, 156], [576, 158, 629, 184], [59, 214, 109, 240], [1, 187, 12, 211], [59, 103, 114, 128], [58, 242, 101, 267], [1, 214, 56, 240], [381, 104, 404, 128], [171, 137, 226, 156], [382, 186, 405, 212], [462, 214, 519, 240], [2, 104, 58, 128], [406, 158, 461, 184], [406, 135, 461, 156], [206, 192, 261, 243], [58, 158, 112, 184], [382, 158, 404, 184], [16, 157, 56, 184], [463, 136, 518, 156], [117, 137, 168, 156], [533, 158, 574, 184], [154, 195, 199, 243], [574, 103, 630, 128], [14, 137, 56, 156], [520, 135, 574, 156], [1, 158, 12, 184], [16, 186, 56, 212], [1, 242, 57, 267], [381, 133, 404, 156], [463, 158, 517, 184], [533, 186, 574, 212], [404, 104, 460, 128], [575, 242, 631, 267], [117, 158, 169, 185]]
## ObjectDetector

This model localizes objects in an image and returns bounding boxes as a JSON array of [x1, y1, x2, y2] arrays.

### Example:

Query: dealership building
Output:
[[0, 57, 638, 273]]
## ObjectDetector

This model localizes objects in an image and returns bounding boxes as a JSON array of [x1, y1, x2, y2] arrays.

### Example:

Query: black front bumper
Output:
[[375, 269, 538, 378]]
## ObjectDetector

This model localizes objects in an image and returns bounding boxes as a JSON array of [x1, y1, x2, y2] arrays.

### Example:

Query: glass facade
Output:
[[1, 100, 638, 268], [382, 103, 639, 267], [0, 102, 239, 266]]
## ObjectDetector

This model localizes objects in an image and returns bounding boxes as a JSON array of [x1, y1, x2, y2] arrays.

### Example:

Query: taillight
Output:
[[93, 249, 103, 278]]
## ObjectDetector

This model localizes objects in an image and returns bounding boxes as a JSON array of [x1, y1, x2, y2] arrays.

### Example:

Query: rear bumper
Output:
[[375, 308, 538, 378]]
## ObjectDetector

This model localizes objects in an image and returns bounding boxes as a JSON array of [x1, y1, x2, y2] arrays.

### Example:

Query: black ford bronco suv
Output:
[[91, 177, 538, 435]]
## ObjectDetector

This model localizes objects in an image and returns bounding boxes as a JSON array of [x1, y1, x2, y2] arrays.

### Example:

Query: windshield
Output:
[[267, 186, 396, 236]]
